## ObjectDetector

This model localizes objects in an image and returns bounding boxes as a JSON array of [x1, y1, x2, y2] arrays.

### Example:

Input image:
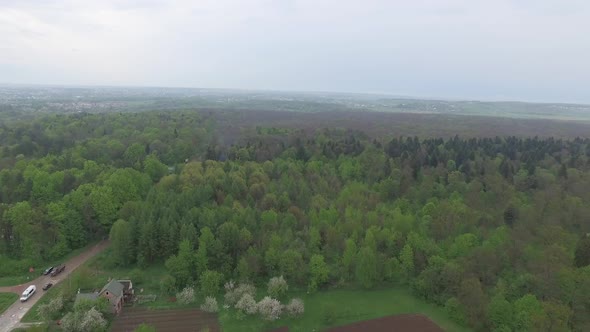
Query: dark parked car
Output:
[[42, 283, 53, 291], [42, 267, 54, 276], [50, 264, 65, 277]]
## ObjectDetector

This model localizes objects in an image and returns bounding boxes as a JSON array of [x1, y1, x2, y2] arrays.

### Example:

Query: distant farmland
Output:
[[204, 108, 590, 143]]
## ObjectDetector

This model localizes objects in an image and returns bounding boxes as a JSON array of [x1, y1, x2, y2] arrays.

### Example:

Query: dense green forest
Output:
[[1, 110, 590, 331]]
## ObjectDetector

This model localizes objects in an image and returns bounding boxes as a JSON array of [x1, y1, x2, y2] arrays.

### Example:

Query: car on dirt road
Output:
[[50, 264, 65, 277], [20, 285, 36, 302], [42, 282, 53, 291], [42, 267, 54, 275]]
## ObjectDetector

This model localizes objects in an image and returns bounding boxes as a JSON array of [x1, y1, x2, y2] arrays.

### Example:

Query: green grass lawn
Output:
[[0, 292, 18, 315], [0, 275, 32, 288], [219, 288, 470, 332], [0, 241, 100, 287], [10, 324, 51, 332]]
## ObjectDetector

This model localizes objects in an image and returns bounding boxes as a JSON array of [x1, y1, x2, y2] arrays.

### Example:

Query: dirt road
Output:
[[0, 241, 109, 332]]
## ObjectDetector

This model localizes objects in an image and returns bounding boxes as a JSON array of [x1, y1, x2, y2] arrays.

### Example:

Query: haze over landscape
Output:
[[1, 0, 590, 103]]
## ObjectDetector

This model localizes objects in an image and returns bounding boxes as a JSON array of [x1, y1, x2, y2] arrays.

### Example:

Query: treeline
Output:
[[0, 111, 216, 166], [0, 111, 590, 331]]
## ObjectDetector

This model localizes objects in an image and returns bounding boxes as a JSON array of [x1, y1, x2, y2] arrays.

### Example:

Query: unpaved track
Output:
[[0, 241, 109, 332]]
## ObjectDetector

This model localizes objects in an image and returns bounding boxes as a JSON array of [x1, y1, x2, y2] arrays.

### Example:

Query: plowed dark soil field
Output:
[[206, 108, 590, 143], [110, 307, 220, 332], [326, 314, 444, 332]]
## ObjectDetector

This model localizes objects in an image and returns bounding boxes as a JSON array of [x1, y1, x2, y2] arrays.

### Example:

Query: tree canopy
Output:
[[1, 110, 590, 330]]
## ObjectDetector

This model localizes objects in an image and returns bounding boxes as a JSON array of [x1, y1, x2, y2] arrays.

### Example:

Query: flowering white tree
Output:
[[223, 280, 238, 305], [225, 282, 256, 306], [285, 298, 305, 317], [60, 311, 81, 332], [176, 286, 195, 304], [61, 307, 107, 332], [235, 293, 258, 315], [257, 296, 283, 321], [38, 295, 64, 321], [224, 280, 235, 292], [80, 307, 107, 332], [200, 296, 219, 313], [267, 276, 288, 298]]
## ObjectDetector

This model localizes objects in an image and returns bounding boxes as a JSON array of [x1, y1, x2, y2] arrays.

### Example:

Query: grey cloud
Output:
[[0, 0, 589, 103]]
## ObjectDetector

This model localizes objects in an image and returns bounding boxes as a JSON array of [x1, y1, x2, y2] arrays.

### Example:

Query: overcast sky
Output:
[[1, 0, 589, 103]]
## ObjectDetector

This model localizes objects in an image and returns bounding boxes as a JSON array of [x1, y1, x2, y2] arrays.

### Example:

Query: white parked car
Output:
[[20, 285, 36, 302]]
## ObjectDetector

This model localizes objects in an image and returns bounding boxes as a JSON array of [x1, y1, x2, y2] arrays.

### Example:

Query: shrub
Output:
[[235, 293, 258, 315], [176, 286, 195, 304], [267, 276, 288, 298], [225, 282, 256, 306], [323, 305, 337, 324], [257, 296, 283, 321], [129, 268, 144, 285], [134, 324, 156, 332], [200, 296, 219, 313], [285, 298, 304, 317], [160, 275, 177, 295], [200, 270, 223, 297], [445, 297, 466, 325]]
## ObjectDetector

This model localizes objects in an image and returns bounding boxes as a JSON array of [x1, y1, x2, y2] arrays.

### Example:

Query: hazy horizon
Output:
[[1, 0, 589, 104]]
